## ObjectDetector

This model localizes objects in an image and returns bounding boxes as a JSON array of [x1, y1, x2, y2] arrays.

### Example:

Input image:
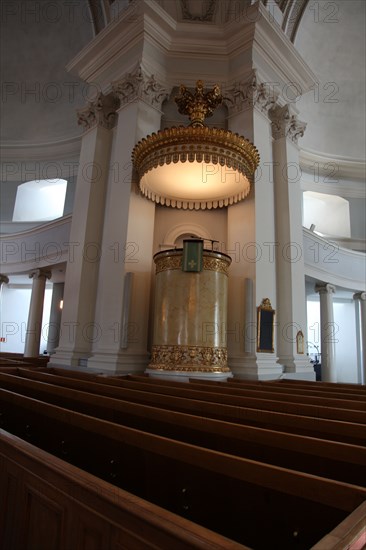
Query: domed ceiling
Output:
[[294, 0, 365, 161], [0, 1, 94, 145], [1, 0, 364, 168]]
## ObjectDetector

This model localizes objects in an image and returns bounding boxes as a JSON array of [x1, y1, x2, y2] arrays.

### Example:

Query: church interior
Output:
[[0, 0, 365, 548]]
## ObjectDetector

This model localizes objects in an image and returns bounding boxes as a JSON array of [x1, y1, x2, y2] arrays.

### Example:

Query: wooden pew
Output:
[[125, 375, 366, 410], [186, 376, 366, 402], [1, 387, 366, 549], [0, 352, 49, 368], [257, 377, 366, 395], [13, 368, 366, 446], [0, 429, 248, 550], [0, 371, 364, 486], [38, 369, 366, 424]]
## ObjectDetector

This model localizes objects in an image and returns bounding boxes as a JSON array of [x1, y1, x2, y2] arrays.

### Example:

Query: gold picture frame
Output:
[[257, 298, 275, 353]]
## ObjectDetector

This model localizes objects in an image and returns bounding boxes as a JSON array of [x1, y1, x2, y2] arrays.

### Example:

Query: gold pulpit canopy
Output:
[[132, 80, 260, 210]]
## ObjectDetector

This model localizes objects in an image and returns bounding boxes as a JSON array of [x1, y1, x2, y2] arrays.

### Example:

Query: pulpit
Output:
[[147, 243, 232, 380]]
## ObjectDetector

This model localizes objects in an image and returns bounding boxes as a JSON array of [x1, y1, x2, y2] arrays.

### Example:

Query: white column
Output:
[[270, 104, 314, 378], [0, 274, 9, 299], [225, 71, 282, 379], [354, 292, 366, 385], [88, 66, 168, 373], [46, 282, 64, 355], [50, 93, 118, 368], [315, 283, 337, 382], [24, 269, 51, 357]]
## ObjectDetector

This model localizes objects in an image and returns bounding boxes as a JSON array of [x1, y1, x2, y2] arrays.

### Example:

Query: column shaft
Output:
[[24, 269, 51, 357], [47, 283, 64, 354], [354, 292, 366, 384], [316, 283, 336, 382]]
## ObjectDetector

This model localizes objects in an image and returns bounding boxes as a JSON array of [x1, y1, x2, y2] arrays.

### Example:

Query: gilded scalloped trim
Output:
[[149, 344, 230, 372]]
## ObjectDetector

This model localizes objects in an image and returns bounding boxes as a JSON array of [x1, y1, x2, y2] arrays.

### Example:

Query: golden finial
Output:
[[175, 80, 223, 127]]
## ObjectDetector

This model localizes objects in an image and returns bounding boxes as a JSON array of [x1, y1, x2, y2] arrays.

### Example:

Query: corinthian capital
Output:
[[77, 92, 120, 131], [270, 104, 306, 144], [223, 70, 279, 115], [112, 64, 169, 109]]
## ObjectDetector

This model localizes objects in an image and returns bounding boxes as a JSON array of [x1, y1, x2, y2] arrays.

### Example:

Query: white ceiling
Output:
[[294, 0, 366, 160], [1, 0, 364, 166]]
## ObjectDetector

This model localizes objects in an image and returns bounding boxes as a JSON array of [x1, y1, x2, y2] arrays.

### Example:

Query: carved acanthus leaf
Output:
[[112, 64, 169, 109], [223, 70, 279, 114], [270, 104, 306, 144], [77, 93, 120, 131]]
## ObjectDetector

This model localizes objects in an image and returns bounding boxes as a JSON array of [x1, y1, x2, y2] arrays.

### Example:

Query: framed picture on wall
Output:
[[257, 298, 275, 353]]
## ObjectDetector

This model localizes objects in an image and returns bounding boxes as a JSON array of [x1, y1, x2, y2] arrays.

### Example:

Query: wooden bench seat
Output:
[[256, 377, 366, 395], [0, 429, 249, 550], [1, 387, 365, 549], [124, 374, 366, 410], [12, 368, 366, 445], [185, 376, 366, 402], [0, 371, 364, 486], [35, 369, 366, 424]]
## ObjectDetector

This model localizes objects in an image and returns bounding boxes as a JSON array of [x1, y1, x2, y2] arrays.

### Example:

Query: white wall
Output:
[[0, 286, 52, 354], [307, 296, 359, 383], [333, 300, 359, 383]]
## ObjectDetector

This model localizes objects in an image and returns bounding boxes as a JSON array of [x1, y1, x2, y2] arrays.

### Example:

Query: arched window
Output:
[[303, 191, 351, 238], [12, 179, 67, 222]]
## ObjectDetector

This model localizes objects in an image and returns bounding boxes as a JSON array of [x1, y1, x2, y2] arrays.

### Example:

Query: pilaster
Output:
[[88, 66, 169, 373], [50, 92, 118, 368], [224, 71, 282, 379], [270, 103, 314, 377]]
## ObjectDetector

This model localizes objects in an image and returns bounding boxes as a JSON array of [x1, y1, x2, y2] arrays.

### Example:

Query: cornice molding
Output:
[[252, 2, 317, 97], [300, 148, 366, 185], [0, 135, 81, 161], [66, 0, 316, 104]]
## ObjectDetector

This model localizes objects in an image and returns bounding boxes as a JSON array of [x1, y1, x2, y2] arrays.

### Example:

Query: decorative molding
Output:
[[282, 0, 309, 42], [154, 251, 231, 276], [77, 92, 120, 131], [270, 104, 306, 144], [180, 0, 217, 22], [303, 229, 366, 291], [112, 64, 169, 110], [260, 298, 273, 310], [300, 148, 366, 185], [149, 344, 230, 372], [224, 70, 279, 115]]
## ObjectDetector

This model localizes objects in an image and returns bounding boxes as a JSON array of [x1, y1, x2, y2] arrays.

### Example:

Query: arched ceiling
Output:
[[1, 0, 364, 168], [294, 0, 365, 161], [0, 1, 94, 145]]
